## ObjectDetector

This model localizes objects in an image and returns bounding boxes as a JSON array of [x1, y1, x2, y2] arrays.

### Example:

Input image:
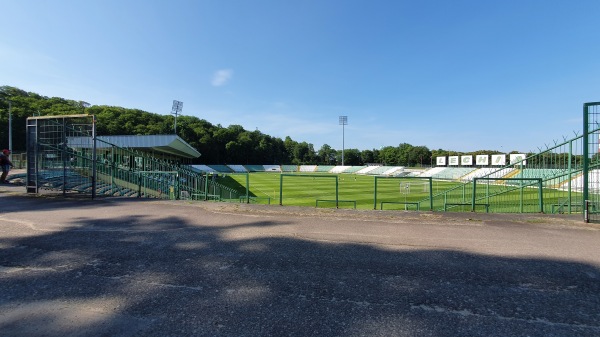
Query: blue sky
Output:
[[2, 0, 599, 153]]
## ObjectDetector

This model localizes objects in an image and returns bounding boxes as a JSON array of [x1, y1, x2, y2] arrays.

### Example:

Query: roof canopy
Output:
[[69, 135, 201, 159]]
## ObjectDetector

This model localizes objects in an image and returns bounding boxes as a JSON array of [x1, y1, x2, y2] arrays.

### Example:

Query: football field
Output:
[[223, 172, 583, 213], [225, 172, 460, 210]]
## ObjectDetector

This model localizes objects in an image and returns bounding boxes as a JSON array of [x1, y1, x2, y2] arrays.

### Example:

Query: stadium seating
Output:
[[343, 166, 367, 173], [362, 166, 405, 176], [190, 165, 216, 173], [419, 167, 476, 180], [506, 168, 573, 187], [560, 171, 588, 192], [243, 165, 265, 172], [330, 166, 351, 173], [299, 165, 317, 172], [315, 165, 335, 172], [356, 166, 382, 175], [263, 165, 281, 172], [419, 167, 448, 177], [281, 165, 298, 172], [382, 167, 405, 176], [207, 165, 234, 173], [227, 165, 248, 172], [460, 167, 514, 182], [433, 167, 476, 180]]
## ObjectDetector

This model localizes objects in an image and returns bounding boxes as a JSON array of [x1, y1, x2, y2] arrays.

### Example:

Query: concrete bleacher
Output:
[[393, 171, 415, 177], [263, 165, 281, 172], [506, 168, 573, 187], [356, 166, 380, 175], [343, 166, 367, 173], [207, 165, 234, 173], [315, 165, 335, 172], [432, 167, 476, 180], [461, 167, 513, 182], [420, 167, 477, 180], [190, 165, 217, 173], [299, 165, 317, 172], [281, 165, 298, 172], [419, 167, 447, 177], [558, 170, 588, 192], [363, 166, 392, 175], [358, 166, 404, 176], [381, 167, 404, 176], [244, 165, 265, 172], [330, 166, 351, 173], [227, 165, 248, 173], [486, 168, 516, 179]]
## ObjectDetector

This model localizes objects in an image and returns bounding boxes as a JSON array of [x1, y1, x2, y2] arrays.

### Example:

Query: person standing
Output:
[[0, 149, 14, 183]]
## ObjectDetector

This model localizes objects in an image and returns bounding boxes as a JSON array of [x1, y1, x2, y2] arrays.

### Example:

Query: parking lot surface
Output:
[[1, 186, 599, 336]]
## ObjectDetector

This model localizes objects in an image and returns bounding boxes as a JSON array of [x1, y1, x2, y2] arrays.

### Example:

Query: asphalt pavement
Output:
[[0, 184, 599, 336]]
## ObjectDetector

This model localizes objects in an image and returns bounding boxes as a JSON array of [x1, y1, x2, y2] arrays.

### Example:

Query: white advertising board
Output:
[[476, 155, 489, 165], [461, 155, 473, 165], [510, 154, 527, 166], [491, 154, 506, 166]]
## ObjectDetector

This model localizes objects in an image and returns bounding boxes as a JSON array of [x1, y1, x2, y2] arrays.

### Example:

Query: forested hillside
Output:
[[0, 86, 503, 165]]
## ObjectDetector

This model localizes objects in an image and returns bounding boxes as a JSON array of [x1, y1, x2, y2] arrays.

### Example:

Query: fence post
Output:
[[335, 175, 339, 208], [471, 178, 477, 212], [204, 174, 209, 201], [538, 179, 544, 213], [246, 173, 250, 203], [428, 178, 433, 211], [279, 174, 283, 205], [373, 176, 378, 210], [137, 173, 142, 198]]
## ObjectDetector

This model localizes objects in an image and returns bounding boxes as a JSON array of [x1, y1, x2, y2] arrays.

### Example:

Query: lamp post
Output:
[[7, 100, 12, 157], [339, 116, 347, 165]]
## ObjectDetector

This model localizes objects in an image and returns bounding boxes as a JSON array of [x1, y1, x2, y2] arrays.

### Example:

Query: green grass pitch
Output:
[[222, 173, 460, 210], [218, 172, 584, 213]]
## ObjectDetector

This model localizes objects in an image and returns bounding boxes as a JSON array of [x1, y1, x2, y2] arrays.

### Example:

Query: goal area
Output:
[[279, 174, 347, 208], [373, 176, 433, 211]]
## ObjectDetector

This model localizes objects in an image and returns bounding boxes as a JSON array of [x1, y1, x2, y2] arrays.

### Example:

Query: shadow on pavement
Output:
[[0, 195, 599, 336]]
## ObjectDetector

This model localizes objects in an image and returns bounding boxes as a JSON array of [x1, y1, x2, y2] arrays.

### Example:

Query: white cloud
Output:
[[211, 69, 233, 87]]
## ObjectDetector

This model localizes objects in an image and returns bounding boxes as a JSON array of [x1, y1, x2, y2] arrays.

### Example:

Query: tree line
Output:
[[1, 86, 519, 166]]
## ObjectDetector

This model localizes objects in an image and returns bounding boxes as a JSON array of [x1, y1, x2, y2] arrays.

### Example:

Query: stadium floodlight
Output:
[[339, 116, 348, 165], [171, 100, 183, 134]]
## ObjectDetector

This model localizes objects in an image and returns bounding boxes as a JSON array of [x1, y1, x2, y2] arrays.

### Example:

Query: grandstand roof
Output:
[[69, 134, 201, 159]]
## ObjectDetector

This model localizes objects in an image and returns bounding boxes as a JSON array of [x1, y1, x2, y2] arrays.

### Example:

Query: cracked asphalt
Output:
[[0, 185, 599, 336]]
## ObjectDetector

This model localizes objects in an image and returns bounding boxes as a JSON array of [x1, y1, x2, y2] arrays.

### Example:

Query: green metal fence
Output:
[[419, 132, 586, 214], [26, 115, 241, 201], [24, 102, 600, 221], [583, 102, 600, 222]]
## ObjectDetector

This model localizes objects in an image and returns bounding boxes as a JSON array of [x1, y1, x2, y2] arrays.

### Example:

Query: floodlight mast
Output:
[[171, 100, 183, 134], [339, 116, 348, 165]]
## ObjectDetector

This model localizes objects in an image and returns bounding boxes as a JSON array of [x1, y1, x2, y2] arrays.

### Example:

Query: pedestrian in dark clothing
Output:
[[0, 149, 14, 183]]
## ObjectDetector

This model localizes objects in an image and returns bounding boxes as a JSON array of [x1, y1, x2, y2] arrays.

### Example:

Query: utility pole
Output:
[[8, 100, 12, 156]]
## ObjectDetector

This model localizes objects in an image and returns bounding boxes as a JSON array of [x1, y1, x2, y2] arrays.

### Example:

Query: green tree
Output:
[[341, 148, 362, 166], [360, 149, 375, 164], [317, 144, 336, 164], [408, 145, 431, 167]]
